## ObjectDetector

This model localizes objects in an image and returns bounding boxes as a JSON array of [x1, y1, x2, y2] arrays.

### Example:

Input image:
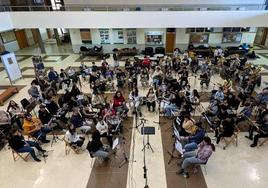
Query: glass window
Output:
[[223, 27, 232, 32], [0, 30, 16, 43], [196, 28, 205, 32], [232, 27, 241, 32], [205, 28, 214, 32], [241, 27, 250, 32]]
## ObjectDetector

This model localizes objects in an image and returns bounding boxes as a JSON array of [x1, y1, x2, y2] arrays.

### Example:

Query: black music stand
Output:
[[141, 126, 155, 153]]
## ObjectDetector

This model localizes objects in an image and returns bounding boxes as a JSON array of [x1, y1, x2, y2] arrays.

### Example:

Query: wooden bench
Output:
[[0, 87, 19, 106]]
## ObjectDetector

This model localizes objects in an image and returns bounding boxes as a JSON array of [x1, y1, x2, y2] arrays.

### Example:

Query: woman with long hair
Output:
[[113, 90, 129, 114], [7, 100, 24, 130], [129, 87, 141, 114], [146, 88, 157, 112], [177, 136, 215, 178], [65, 124, 85, 148]]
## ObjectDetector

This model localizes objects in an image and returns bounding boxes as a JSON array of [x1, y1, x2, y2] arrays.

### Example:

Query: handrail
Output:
[[0, 4, 267, 12]]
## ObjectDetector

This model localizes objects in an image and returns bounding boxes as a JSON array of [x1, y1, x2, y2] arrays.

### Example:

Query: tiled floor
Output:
[[0, 45, 268, 188]]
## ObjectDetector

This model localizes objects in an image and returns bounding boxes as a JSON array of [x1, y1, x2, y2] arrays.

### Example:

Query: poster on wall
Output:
[[145, 31, 163, 45], [189, 33, 209, 43], [222, 33, 242, 43], [1, 52, 22, 83], [112, 29, 124, 44], [99, 29, 110, 44], [127, 29, 137, 44]]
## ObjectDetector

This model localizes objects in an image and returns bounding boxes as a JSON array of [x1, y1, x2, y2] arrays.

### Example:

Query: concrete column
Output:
[[33, 29, 46, 53], [53, 28, 62, 46]]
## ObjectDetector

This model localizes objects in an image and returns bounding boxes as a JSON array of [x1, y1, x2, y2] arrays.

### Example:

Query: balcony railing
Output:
[[0, 4, 267, 12]]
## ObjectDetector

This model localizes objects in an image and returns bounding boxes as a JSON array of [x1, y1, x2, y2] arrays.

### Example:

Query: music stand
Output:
[[141, 126, 155, 153]]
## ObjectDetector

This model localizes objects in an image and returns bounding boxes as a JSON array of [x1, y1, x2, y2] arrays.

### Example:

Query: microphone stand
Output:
[[142, 116, 149, 188]]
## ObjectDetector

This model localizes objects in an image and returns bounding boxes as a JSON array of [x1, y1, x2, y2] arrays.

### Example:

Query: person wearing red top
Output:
[[113, 91, 129, 114], [142, 56, 151, 69]]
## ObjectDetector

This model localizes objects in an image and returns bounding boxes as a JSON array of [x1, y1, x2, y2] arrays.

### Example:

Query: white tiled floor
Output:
[[0, 45, 268, 188]]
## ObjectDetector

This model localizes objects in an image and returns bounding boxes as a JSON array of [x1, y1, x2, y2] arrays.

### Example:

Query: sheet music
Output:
[[112, 138, 119, 150], [173, 125, 180, 140], [175, 140, 183, 154]]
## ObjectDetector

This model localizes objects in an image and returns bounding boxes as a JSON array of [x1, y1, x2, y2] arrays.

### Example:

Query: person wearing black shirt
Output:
[[59, 69, 71, 87], [86, 131, 109, 160], [45, 96, 59, 115], [8, 129, 46, 162], [216, 118, 235, 144]]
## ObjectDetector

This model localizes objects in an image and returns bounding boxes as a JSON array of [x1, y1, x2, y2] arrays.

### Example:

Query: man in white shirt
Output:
[[96, 118, 113, 147]]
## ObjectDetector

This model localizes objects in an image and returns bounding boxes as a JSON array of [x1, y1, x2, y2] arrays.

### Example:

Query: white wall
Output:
[[0, 12, 13, 32], [39, 28, 48, 41], [64, 0, 266, 5], [69, 28, 82, 53], [8, 11, 268, 29]]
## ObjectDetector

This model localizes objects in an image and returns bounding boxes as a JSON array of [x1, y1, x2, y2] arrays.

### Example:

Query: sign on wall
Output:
[[99, 29, 110, 44], [1, 52, 22, 83], [112, 29, 124, 44], [222, 33, 242, 43]]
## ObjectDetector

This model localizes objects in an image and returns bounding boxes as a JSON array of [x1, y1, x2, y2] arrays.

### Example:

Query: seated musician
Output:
[[180, 114, 197, 136], [246, 114, 268, 147], [216, 118, 235, 144], [140, 68, 149, 87], [113, 91, 129, 114], [7, 100, 24, 130], [59, 68, 71, 88], [142, 56, 151, 69], [152, 66, 163, 89], [177, 136, 215, 178], [65, 124, 85, 148], [92, 92, 106, 109], [38, 104, 64, 130], [214, 87, 224, 103], [96, 117, 113, 147], [70, 108, 91, 134], [129, 87, 141, 114], [199, 69, 210, 89], [181, 122, 205, 152], [23, 113, 51, 143], [238, 80, 254, 106], [8, 128, 47, 162], [178, 67, 189, 87], [28, 81, 43, 101], [205, 100, 219, 117], [146, 88, 157, 112], [256, 88, 268, 105], [189, 89, 200, 105], [44, 96, 59, 115], [222, 79, 232, 93], [87, 131, 110, 160], [116, 68, 126, 88], [236, 102, 253, 125]]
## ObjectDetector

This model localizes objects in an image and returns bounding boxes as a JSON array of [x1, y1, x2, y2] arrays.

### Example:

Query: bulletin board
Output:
[[1, 52, 22, 83]]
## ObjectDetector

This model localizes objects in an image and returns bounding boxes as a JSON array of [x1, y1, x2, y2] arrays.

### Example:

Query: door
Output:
[[15, 30, 29, 49], [166, 32, 176, 53]]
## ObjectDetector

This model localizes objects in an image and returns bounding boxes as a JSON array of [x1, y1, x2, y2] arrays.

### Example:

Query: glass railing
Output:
[[0, 4, 267, 12]]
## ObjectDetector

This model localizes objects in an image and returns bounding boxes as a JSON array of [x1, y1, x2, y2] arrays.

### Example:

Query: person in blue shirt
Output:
[[214, 87, 224, 102], [181, 122, 205, 152], [48, 67, 59, 82]]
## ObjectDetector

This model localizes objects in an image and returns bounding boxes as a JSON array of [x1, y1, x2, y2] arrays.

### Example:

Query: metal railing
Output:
[[0, 4, 267, 12]]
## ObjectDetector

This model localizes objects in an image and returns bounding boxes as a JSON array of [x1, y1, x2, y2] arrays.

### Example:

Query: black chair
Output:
[[144, 47, 154, 56], [20, 98, 30, 110], [155, 47, 165, 55]]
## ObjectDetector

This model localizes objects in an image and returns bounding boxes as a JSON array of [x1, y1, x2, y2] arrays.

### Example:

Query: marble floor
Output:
[[0, 45, 268, 188]]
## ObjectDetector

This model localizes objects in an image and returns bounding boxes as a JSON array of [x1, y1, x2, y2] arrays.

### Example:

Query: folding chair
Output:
[[63, 138, 79, 155], [11, 149, 30, 162], [259, 137, 268, 146], [222, 128, 240, 150]]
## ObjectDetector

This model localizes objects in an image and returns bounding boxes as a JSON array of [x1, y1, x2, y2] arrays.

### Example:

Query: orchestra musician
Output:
[[96, 116, 113, 147], [22, 113, 51, 143]]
